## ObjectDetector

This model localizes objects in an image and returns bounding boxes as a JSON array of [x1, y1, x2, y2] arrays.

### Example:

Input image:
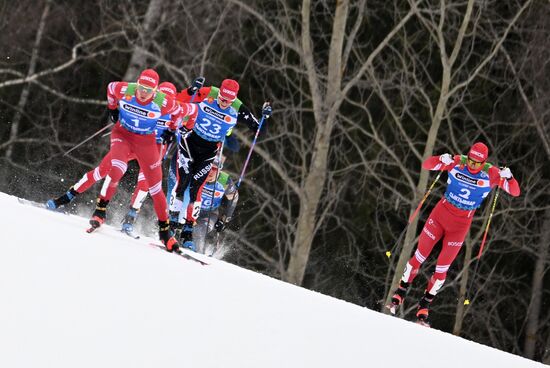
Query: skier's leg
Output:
[[426, 226, 470, 295], [179, 151, 217, 251], [74, 153, 112, 194], [417, 218, 471, 325], [387, 210, 444, 313], [401, 214, 444, 284], [194, 216, 209, 254], [134, 135, 178, 251], [89, 126, 132, 227], [47, 153, 112, 210], [171, 140, 194, 219], [185, 152, 217, 223]]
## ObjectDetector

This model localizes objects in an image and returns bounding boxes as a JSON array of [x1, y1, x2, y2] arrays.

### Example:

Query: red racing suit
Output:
[[401, 155, 520, 295], [96, 81, 197, 222]]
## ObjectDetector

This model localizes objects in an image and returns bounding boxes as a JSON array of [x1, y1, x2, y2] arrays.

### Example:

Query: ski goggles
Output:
[[137, 83, 157, 94], [467, 157, 483, 167]]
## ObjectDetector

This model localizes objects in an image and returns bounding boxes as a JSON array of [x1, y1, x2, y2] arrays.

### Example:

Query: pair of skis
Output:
[[86, 222, 209, 266], [386, 303, 431, 328]]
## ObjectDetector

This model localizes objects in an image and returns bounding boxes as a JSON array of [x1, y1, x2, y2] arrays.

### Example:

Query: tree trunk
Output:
[[284, 0, 349, 285], [5, 0, 51, 160], [122, 0, 164, 81], [523, 208, 550, 359]]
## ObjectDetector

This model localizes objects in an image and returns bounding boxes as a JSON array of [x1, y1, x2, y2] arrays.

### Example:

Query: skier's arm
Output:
[[488, 166, 521, 197], [237, 104, 260, 132], [220, 179, 238, 222], [107, 81, 126, 109], [106, 81, 128, 123], [176, 86, 211, 104], [162, 99, 197, 130], [422, 154, 459, 171]]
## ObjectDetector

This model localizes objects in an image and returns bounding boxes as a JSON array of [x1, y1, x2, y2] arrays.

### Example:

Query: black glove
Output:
[[108, 109, 119, 124], [188, 76, 205, 95], [262, 102, 272, 119], [160, 129, 175, 145], [214, 220, 226, 233]]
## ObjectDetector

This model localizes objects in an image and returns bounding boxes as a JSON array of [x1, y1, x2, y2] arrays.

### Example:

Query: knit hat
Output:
[[219, 79, 239, 101], [158, 82, 177, 96], [137, 69, 159, 88], [468, 142, 489, 162]]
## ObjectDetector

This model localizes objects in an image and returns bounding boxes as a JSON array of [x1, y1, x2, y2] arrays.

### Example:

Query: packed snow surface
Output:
[[0, 192, 544, 367]]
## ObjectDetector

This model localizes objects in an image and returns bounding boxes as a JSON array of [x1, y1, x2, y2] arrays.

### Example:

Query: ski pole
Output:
[[205, 141, 225, 251], [236, 103, 271, 188], [476, 180, 502, 259], [63, 122, 114, 156], [386, 171, 442, 260], [408, 171, 442, 224]]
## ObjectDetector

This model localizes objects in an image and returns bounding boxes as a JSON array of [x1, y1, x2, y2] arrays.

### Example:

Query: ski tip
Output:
[[416, 320, 431, 328], [385, 304, 397, 315], [120, 230, 140, 239]]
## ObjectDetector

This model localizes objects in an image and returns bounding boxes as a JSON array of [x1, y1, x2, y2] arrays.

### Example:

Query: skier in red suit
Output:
[[90, 69, 200, 249], [46, 81, 180, 214], [53, 69, 195, 249], [387, 142, 520, 326]]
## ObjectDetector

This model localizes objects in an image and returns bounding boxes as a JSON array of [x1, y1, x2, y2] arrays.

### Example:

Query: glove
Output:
[[188, 76, 205, 95], [439, 153, 454, 166], [499, 167, 513, 180], [214, 220, 226, 233], [108, 109, 119, 124], [160, 129, 175, 145], [262, 102, 272, 119], [179, 126, 191, 139]]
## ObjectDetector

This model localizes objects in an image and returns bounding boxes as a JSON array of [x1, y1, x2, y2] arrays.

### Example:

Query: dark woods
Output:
[[0, 0, 549, 362]]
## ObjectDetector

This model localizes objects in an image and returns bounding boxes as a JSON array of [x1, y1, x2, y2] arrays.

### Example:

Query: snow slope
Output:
[[0, 192, 545, 368]]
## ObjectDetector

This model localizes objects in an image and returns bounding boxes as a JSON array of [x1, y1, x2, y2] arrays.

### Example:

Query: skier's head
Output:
[[217, 79, 239, 110], [158, 81, 177, 97], [136, 69, 160, 102], [467, 142, 488, 173], [207, 156, 223, 182]]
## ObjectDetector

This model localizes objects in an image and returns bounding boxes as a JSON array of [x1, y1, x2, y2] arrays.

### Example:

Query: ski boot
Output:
[[159, 220, 179, 252], [386, 281, 409, 315], [46, 187, 78, 210], [169, 211, 183, 238], [121, 207, 139, 237], [87, 198, 109, 232], [416, 293, 434, 327], [180, 221, 196, 252]]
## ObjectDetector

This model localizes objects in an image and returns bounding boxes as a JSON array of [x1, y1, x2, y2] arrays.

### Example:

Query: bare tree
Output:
[[5, 0, 52, 160]]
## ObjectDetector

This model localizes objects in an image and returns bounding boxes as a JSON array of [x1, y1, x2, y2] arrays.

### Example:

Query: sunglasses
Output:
[[137, 84, 156, 94], [467, 157, 483, 166]]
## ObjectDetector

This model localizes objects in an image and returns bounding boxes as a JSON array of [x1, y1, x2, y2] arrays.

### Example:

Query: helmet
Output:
[[212, 155, 223, 170]]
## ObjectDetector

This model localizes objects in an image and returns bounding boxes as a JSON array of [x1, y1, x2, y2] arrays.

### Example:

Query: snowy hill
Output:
[[0, 192, 545, 368]]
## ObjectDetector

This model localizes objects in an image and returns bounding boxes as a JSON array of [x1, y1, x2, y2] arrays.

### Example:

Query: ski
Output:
[[148, 242, 210, 266], [17, 197, 68, 214], [121, 229, 140, 239], [386, 303, 398, 315], [416, 320, 431, 328], [86, 218, 103, 233], [86, 226, 99, 233]]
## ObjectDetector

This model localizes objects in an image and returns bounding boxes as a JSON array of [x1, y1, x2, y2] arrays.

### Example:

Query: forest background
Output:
[[1, 0, 549, 362]]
